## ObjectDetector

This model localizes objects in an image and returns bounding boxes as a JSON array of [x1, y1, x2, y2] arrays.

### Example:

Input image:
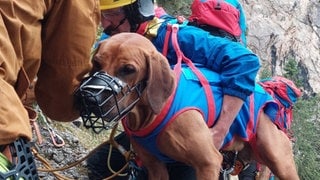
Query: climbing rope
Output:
[[33, 121, 135, 180]]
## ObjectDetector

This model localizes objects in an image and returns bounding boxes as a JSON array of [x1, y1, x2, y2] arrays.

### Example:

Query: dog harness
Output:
[[124, 24, 276, 163], [123, 65, 277, 163]]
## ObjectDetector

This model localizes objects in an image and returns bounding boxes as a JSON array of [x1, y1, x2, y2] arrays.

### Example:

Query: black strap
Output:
[[188, 22, 240, 42], [0, 145, 7, 152]]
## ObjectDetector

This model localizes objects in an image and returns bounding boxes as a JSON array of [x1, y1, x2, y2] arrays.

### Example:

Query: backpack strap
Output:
[[136, 21, 149, 35], [188, 23, 241, 42], [165, 23, 216, 127]]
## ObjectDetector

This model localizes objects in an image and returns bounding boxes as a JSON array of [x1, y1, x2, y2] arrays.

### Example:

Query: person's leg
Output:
[[167, 162, 196, 180], [87, 132, 198, 180], [238, 162, 258, 180], [87, 132, 133, 180]]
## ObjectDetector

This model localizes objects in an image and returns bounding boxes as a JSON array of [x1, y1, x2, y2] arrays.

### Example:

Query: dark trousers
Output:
[[87, 132, 257, 180], [86, 132, 196, 180]]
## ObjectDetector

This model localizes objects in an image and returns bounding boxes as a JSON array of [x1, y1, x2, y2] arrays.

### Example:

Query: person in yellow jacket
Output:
[[0, 0, 100, 179]]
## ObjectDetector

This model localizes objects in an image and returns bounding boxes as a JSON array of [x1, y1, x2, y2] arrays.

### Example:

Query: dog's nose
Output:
[[75, 72, 119, 115], [75, 84, 113, 118]]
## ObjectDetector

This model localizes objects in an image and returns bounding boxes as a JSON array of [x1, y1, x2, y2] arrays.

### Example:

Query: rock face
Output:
[[241, 0, 320, 96]]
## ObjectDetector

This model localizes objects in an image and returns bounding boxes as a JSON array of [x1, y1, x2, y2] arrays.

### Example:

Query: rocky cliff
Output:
[[242, 0, 320, 96]]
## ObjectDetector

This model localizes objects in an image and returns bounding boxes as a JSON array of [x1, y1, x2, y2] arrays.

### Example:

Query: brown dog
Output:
[[90, 33, 299, 180]]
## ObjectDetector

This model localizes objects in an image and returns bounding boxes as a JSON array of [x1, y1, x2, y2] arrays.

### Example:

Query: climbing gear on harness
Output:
[[108, 124, 141, 180], [33, 125, 126, 180], [0, 138, 38, 180], [128, 159, 143, 180], [104, 123, 142, 180], [45, 126, 65, 148], [25, 105, 43, 145], [36, 106, 65, 147], [106, 123, 129, 177], [220, 151, 240, 179], [74, 71, 146, 133]]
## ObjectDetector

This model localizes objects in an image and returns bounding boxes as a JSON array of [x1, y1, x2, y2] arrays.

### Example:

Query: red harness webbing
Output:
[[162, 24, 216, 127]]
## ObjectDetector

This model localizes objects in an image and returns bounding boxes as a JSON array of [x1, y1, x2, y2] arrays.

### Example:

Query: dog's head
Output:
[[75, 33, 175, 132]]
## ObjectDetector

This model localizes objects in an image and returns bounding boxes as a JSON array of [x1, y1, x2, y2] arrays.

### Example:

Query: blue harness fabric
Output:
[[124, 65, 276, 163]]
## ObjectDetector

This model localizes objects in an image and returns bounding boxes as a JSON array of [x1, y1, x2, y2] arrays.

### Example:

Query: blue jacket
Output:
[[150, 17, 260, 101], [98, 17, 259, 101]]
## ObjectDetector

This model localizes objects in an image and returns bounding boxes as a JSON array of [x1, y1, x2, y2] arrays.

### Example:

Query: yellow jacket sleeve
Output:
[[35, 0, 100, 122]]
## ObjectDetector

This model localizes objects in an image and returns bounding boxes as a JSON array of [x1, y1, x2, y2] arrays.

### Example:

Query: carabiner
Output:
[[48, 127, 65, 147]]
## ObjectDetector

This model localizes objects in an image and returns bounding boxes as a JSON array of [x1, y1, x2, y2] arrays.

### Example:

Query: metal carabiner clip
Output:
[[47, 127, 65, 147], [35, 105, 65, 148]]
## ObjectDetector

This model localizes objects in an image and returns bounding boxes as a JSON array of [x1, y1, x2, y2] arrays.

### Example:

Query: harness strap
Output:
[[136, 21, 149, 35], [246, 95, 255, 139], [142, 24, 179, 130], [162, 24, 171, 57], [168, 24, 216, 126]]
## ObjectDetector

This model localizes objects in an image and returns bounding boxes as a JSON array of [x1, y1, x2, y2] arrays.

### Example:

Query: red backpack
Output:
[[188, 0, 247, 45], [258, 76, 302, 135]]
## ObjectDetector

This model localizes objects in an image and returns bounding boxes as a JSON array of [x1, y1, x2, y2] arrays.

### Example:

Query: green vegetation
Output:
[[283, 58, 302, 87], [292, 96, 320, 179], [264, 57, 320, 179], [259, 68, 272, 80], [157, 0, 191, 16]]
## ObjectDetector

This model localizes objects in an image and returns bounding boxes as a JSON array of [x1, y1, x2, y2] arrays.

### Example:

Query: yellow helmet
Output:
[[100, 0, 137, 10]]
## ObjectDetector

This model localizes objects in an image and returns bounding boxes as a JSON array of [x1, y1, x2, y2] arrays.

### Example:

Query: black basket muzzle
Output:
[[74, 71, 145, 133]]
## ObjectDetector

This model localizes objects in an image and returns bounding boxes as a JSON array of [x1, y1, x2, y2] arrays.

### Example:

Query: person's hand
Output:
[[211, 95, 244, 149], [210, 126, 227, 150]]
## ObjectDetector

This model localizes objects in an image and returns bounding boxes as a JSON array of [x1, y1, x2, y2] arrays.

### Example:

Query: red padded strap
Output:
[[162, 24, 171, 57], [170, 24, 216, 126], [136, 22, 149, 35]]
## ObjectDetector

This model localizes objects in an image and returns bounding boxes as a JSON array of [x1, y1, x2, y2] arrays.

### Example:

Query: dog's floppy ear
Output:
[[145, 51, 175, 114], [90, 39, 108, 75]]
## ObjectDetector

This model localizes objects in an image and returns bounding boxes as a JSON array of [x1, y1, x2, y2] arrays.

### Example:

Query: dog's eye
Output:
[[92, 59, 101, 68], [91, 57, 102, 73], [118, 64, 136, 76]]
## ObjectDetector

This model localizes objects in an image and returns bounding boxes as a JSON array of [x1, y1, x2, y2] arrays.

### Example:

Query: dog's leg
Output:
[[255, 112, 299, 180], [157, 110, 222, 180], [131, 140, 169, 180]]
